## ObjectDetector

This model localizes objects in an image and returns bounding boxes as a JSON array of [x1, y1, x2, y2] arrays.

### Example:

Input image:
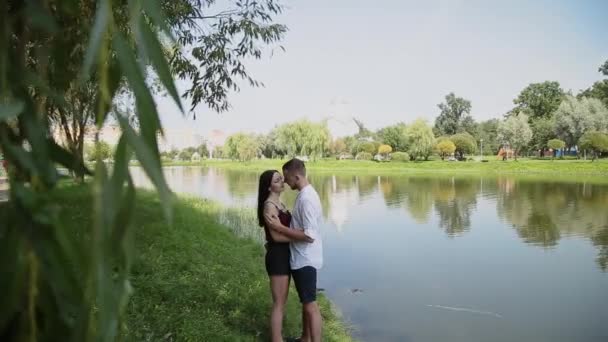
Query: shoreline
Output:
[[153, 158, 608, 176]]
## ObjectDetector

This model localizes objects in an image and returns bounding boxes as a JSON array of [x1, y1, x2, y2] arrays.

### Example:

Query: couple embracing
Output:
[[257, 158, 323, 342]]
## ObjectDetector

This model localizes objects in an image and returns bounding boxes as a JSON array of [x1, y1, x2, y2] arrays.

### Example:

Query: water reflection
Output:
[[131, 167, 608, 272]]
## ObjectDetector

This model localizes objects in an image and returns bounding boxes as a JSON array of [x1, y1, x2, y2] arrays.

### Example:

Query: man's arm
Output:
[[265, 213, 314, 243]]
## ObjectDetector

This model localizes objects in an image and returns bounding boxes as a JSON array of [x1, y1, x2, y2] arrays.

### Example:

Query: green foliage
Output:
[[178, 149, 193, 161], [475, 119, 501, 155], [436, 140, 456, 160], [378, 144, 392, 156], [450, 133, 477, 160], [407, 119, 436, 161], [547, 139, 566, 159], [529, 117, 556, 150], [377, 123, 408, 151], [330, 138, 348, 156], [579, 132, 608, 161], [512, 81, 564, 119], [356, 152, 373, 161], [578, 60, 608, 107], [547, 139, 566, 151], [86, 141, 113, 162], [0, 0, 286, 340], [358, 141, 376, 154], [197, 143, 209, 158], [434, 93, 472, 136], [554, 96, 608, 147], [498, 113, 533, 159], [274, 120, 331, 160], [212, 145, 224, 159], [391, 152, 410, 162], [224, 133, 260, 162], [600, 60, 608, 76]]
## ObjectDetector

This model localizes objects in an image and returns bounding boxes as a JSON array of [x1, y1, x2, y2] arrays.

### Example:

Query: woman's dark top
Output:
[[264, 201, 292, 276]]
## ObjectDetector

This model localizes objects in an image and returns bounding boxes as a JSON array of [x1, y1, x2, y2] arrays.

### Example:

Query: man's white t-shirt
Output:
[[290, 184, 323, 270]]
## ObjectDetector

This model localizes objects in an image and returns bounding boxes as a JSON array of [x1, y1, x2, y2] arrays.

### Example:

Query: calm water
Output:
[[132, 166, 608, 342]]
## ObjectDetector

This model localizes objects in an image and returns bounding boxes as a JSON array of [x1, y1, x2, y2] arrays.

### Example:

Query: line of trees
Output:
[[219, 60, 608, 162]]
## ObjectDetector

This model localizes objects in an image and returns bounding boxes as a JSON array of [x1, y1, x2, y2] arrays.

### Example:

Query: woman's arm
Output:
[[263, 203, 292, 242]]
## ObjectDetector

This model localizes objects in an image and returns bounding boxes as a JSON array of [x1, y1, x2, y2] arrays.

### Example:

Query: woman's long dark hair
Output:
[[257, 170, 279, 227]]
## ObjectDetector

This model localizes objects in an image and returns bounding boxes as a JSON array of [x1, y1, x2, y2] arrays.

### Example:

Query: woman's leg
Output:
[[270, 275, 290, 342]]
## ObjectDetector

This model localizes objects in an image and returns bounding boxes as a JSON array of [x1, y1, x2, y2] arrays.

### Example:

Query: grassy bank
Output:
[[163, 158, 608, 175], [48, 185, 352, 341]]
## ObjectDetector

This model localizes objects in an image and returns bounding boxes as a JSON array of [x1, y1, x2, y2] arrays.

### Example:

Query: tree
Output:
[[1, 0, 288, 339], [355, 152, 373, 160], [450, 133, 477, 160], [197, 143, 209, 158], [435, 140, 456, 160], [330, 138, 348, 157], [406, 119, 436, 161], [86, 141, 112, 162], [224, 133, 260, 161], [434, 93, 472, 136], [554, 96, 608, 148], [547, 139, 566, 159], [358, 141, 376, 154], [475, 119, 500, 155], [458, 116, 478, 136], [497, 113, 533, 160], [529, 117, 556, 152], [579, 132, 608, 161], [600, 59, 608, 76], [256, 133, 275, 158], [178, 149, 193, 161], [343, 136, 358, 156], [578, 59, 608, 107], [213, 145, 225, 159], [580, 80, 608, 108], [274, 120, 331, 159], [512, 81, 564, 119], [49, 81, 101, 180], [376, 123, 408, 151], [378, 144, 392, 159]]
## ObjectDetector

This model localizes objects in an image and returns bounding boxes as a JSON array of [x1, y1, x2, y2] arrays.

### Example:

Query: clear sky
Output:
[[156, 0, 608, 138]]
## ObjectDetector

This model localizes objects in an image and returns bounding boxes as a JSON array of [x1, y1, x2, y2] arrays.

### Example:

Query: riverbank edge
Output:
[[44, 185, 355, 341], [157, 159, 608, 176]]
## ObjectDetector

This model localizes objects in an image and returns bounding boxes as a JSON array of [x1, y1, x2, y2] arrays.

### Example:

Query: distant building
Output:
[[158, 127, 205, 152], [208, 129, 227, 159], [52, 124, 121, 147]]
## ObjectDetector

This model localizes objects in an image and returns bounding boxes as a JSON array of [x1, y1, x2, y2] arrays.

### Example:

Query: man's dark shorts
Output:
[[291, 266, 317, 304]]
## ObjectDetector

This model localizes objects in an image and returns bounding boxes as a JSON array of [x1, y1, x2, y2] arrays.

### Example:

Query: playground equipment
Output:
[[497, 146, 515, 160]]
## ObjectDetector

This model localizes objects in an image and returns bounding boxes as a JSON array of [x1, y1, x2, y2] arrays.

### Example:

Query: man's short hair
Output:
[[282, 158, 306, 176]]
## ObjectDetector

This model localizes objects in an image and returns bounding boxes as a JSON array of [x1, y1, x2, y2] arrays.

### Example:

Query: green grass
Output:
[[49, 185, 352, 341], [164, 158, 608, 175]]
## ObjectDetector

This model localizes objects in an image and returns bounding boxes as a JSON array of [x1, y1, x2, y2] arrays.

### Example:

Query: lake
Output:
[[132, 166, 608, 342]]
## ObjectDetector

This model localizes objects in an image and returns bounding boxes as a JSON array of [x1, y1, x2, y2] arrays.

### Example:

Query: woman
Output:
[[257, 170, 311, 342]]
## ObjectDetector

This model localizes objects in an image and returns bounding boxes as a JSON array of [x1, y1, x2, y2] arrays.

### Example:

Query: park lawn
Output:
[[47, 185, 353, 341], [165, 158, 608, 175]]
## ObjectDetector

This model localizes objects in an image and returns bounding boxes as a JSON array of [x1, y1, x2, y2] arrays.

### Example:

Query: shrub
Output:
[[355, 152, 373, 160], [391, 152, 410, 162]]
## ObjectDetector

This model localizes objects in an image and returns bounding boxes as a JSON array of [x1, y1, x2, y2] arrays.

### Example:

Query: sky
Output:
[[156, 0, 608, 139]]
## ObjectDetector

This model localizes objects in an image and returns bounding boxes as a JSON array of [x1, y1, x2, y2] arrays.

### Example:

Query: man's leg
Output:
[[303, 301, 322, 342], [301, 305, 310, 342], [292, 266, 320, 342]]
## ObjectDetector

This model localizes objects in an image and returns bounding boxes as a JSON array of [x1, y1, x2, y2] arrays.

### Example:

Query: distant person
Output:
[[257, 170, 314, 342], [267, 158, 324, 342]]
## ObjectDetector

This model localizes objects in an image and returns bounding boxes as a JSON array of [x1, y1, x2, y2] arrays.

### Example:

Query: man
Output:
[[267, 158, 323, 342]]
